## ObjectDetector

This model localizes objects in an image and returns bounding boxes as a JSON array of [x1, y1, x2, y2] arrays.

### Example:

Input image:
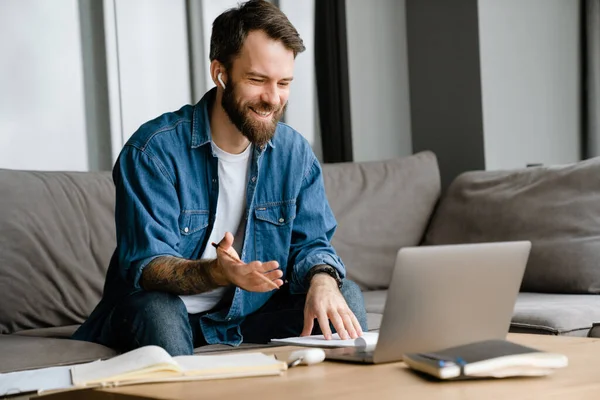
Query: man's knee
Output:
[[120, 291, 190, 337], [109, 291, 192, 355], [341, 280, 368, 331], [125, 291, 187, 322]]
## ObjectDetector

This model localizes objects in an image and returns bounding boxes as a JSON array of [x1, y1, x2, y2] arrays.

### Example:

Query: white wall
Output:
[[280, 0, 321, 158], [346, 0, 412, 162], [478, 0, 581, 170], [0, 0, 322, 171], [106, 0, 192, 160], [0, 0, 88, 171], [1, 1, 582, 172]]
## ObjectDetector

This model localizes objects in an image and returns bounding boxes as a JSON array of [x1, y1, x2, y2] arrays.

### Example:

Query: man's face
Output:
[[221, 30, 295, 146]]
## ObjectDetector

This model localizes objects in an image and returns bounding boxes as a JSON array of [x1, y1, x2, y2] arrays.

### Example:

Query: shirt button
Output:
[[212, 178, 217, 183], [184, 227, 189, 233], [251, 176, 256, 182], [278, 218, 285, 223]]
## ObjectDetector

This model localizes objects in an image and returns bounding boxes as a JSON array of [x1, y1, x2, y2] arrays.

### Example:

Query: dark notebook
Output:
[[403, 340, 568, 380]]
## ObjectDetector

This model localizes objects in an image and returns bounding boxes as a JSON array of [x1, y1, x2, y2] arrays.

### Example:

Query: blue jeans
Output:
[[98, 280, 368, 356]]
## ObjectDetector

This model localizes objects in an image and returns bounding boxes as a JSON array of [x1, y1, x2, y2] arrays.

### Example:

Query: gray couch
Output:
[[2, 151, 600, 373]]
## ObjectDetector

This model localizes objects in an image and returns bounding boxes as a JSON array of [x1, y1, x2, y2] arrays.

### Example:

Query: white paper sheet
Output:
[[0, 365, 73, 396], [271, 332, 379, 348]]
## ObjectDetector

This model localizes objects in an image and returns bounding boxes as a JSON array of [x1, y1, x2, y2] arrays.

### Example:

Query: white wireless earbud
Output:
[[217, 72, 226, 89]]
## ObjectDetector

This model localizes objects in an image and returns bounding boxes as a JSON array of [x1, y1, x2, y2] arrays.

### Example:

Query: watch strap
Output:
[[306, 264, 343, 289]]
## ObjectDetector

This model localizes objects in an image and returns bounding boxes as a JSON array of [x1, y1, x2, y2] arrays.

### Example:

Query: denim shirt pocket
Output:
[[254, 203, 296, 227], [178, 210, 209, 258], [253, 201, 296, 271]]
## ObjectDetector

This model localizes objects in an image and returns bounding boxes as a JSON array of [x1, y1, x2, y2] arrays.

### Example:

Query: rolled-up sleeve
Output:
[[288, 157, 346, 294], [114, 145, 182, 289]]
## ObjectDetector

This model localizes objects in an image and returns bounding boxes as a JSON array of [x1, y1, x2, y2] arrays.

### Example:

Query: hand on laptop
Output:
[[300, 274, 363, 340]]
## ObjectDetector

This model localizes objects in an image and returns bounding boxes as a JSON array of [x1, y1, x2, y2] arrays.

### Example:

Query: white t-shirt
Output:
[[179, 142, 252, 314]]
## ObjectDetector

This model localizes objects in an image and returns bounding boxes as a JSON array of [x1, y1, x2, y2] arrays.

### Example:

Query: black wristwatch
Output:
[[306, 264, 343, 289]]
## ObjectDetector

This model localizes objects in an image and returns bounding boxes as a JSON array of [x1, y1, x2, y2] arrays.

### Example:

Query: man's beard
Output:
[[221, 81, 286, 146]]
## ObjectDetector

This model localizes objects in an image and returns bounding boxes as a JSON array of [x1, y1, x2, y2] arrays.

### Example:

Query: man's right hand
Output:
[[211, 232, 284, 292]]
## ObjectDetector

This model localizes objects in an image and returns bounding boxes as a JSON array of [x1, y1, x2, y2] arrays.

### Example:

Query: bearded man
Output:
[[73, 0, 367, 355]]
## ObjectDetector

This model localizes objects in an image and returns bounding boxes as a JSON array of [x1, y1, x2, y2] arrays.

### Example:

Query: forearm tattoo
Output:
[[140, 256, 221, 295]]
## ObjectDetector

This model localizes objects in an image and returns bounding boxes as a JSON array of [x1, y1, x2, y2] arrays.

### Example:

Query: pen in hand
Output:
[[211, 242, 280, 290]]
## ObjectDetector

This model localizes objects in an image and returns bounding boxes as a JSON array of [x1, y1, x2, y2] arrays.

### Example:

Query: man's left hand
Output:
[[300, 274, 363, 340]]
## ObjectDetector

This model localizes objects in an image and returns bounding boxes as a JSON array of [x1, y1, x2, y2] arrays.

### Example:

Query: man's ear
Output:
[[217, 72, 226, 90], [210, 60, 226, 89]]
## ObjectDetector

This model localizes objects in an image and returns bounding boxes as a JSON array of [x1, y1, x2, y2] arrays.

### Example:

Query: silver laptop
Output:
[[325, 241, 531, 364]]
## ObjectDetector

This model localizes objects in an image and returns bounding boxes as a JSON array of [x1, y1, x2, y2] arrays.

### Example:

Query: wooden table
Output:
[[42, 334, 600, 400]]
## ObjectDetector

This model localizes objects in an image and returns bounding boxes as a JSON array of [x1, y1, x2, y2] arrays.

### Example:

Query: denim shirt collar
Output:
[[191, 87, 275, 150]]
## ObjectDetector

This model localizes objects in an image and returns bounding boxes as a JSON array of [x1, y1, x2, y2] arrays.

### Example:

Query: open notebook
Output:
[[1, 346, 286, 396], [271, 332, 379, 349], [70, 345, 287, 388]]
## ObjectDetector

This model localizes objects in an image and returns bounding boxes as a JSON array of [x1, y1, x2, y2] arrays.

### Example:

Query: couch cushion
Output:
[[193, 342, 284, 354], [424, 158, 600, 293], [362, 290, 387, 314], [362, 290, 388, 331], [358, 291, 600, 337], [13, 325, 79, 339], [0, 335, 117, 373], [367, 314, 382, 332], [0, 170, 115, 334], [510, 293, 600, 337], [322, 152, 441, 290]]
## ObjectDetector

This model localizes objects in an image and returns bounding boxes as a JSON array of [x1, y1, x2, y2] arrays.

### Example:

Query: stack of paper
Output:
[[271, 332, 379, 349]]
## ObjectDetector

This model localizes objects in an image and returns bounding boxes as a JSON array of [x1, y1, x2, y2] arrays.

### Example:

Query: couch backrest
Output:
[[424, 157, 600, 294], [0, 169, 115, 334], [0, 152, 441, 332], [322, 151, 441, 290]]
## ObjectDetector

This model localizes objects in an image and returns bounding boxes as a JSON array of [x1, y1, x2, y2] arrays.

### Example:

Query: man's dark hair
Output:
[[210, 0, 305, 72]]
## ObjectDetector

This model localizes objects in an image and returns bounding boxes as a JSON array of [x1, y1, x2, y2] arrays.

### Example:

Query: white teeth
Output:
[[251, 108, 271, 117]]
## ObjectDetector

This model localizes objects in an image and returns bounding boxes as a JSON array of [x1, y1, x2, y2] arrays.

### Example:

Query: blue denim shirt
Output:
[[73, 88, 345, 346]]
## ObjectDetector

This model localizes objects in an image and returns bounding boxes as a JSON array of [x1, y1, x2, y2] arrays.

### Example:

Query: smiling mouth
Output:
[[249, 107, 274, 118]]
